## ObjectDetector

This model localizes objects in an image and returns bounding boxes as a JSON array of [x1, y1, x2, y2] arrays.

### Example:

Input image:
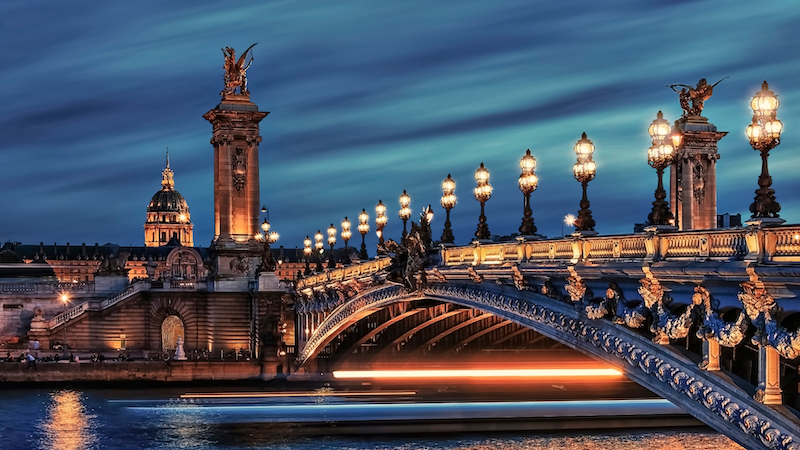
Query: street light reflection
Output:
[[332, 368, 622, 379]]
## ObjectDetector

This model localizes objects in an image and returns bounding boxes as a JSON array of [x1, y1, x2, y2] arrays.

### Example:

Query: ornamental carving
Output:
[[231, 147, 247, 190], [468, 266, 483, 283], [380, 207, 434, 292], [739, 282, 778, 321], [766, 311, 800, 360], [511, 265, 528, 291], [298, 282, 800, 450], [693, 161, 706, 204], [540, 280, 562, 301], [565, 276, 589, 303], [638, 278, 666, 309], [428, 268, 447, 283]]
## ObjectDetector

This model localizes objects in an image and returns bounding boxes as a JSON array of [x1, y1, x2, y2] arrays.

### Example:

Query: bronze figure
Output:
[[221, 43, 258, 97], [668, 77, 728, 117]]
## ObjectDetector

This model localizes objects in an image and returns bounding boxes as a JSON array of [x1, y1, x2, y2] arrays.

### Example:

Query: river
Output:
[[0, 386, 742, 450]]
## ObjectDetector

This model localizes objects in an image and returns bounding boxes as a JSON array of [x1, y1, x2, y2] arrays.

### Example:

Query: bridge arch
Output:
[[298, 281, 800, 450]]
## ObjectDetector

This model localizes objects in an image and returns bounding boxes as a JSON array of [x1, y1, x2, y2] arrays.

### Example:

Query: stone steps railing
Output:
[[1, 282, 90, 295], [47, 301, 90, 329], [99, 280, 151, 310]]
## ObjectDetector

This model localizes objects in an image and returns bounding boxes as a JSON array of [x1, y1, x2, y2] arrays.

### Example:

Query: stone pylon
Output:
[[203, 92, 268, 278], [669, 116, 727, 230]]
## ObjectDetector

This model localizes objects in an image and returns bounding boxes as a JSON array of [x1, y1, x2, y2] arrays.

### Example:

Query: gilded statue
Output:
[[221, 43, 258, 97], [667, 77, 727, 118]]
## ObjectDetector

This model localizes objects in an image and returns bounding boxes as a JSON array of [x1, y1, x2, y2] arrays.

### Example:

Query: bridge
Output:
[[294, 224, 800, 450]]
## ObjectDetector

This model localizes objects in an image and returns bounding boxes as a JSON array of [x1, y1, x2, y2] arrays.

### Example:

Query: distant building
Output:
[[717, 213, 742, 228], [144, 152, 194, 247]]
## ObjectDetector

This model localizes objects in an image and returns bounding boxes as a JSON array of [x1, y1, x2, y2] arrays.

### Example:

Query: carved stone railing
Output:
[[296, 257, 392, 290], [99, 280, 150, 310], [296, 225, 800, 292], [438, 225, 800, 267], [48, 301, 90, 329]]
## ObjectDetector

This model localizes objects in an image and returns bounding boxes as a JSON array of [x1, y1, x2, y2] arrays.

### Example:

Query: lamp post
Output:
[[375, 200, 387, 250], [341, 217, 352, 264], [646, 111, 677, 227], [314, 230, 324, 272], [255, 218, 279, 272], [440, 174, 456, 244], [572, 132, 597, 234], [327, 224, 337, 269], [60, 293, 69, 358], [518, 149, 539, 236], [473, 163, 493, 240], [746, 81, 784, 222], [399, 190, 411, 240], [358, 209, 369, 260], [303, 236, 312, 275]]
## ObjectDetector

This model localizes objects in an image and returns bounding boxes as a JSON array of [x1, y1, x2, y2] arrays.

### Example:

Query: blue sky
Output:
[[1, 1, 799, 251]]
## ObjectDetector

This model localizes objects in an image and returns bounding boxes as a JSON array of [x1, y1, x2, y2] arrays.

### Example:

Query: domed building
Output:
[[144, 152, 194, 247]]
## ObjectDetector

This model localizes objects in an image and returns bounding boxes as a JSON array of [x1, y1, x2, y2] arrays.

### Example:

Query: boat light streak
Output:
[[332, 368, 622, 379], [180, 390, 417, 399]]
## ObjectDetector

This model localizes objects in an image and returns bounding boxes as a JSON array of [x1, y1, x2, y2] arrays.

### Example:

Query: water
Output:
[[0, 388, 742, 450]]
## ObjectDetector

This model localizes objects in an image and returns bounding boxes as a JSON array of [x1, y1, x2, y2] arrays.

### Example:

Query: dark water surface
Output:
[[0, 388, 742, 450]]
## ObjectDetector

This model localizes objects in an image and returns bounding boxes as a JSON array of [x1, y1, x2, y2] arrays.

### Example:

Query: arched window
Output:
[[160, 232, 166, 242]]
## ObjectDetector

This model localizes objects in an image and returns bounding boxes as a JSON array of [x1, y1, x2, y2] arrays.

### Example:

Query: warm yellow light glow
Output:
[[179, 214, 187, 222], [474, 162, 490, 183], [573, 132, 594, 159], [359, 209, 369, 224], [304, 236, 312, 248], [261, 219, 270, 233], [564, 214, 576, 226], [399, 190, 411, 208], [332, 368, 622, 379], [648, 111, 671, 143], [60, 293, 69, 303], [441, 174, 456, 194]]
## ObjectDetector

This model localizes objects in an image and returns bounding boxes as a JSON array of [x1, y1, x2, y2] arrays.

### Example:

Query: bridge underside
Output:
[[312, 299, 572, 370]]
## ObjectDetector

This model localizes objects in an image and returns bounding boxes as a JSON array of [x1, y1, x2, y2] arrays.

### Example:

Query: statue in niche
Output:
[[231, 147, 247, 190], [221, 43, 257, 97], [668, 77, 727, 117]]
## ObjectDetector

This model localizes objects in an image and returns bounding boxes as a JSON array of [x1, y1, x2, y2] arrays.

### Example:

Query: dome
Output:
[[148, 189, 189, 213]]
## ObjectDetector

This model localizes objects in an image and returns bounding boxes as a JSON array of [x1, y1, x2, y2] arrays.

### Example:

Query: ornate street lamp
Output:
[[255, 218, 278, 271], [473, 163, 493, 240], [572, 133, 597, 234], [60, 293, 69, 358], [303, 236, 312, 275], [327, 224, 337, 268], [518, 149, 539, 236], [375, 200, 387, 248], [646, 111, 676, 227], [358, 209, 369, 260], [314, 230, 324, 272], [399, 190, 411, 239], [440, 174, 456, 244], [746, 81, 784, 221], [341, 217, 352, 260]]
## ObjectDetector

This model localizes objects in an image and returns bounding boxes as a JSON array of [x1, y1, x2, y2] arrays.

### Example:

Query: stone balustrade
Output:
[[437, 226, 800, 266], [296, 257, 392, 290]]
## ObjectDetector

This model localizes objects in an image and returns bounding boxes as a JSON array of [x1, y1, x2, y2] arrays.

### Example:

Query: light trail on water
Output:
[[332, 368, 623, 379]]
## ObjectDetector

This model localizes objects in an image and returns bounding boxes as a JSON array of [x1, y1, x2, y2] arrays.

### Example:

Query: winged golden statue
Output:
[[221, 43, 258, 97]]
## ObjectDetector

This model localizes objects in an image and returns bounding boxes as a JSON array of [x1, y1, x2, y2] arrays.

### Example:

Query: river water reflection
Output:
[[0, 388, 742, 450]]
